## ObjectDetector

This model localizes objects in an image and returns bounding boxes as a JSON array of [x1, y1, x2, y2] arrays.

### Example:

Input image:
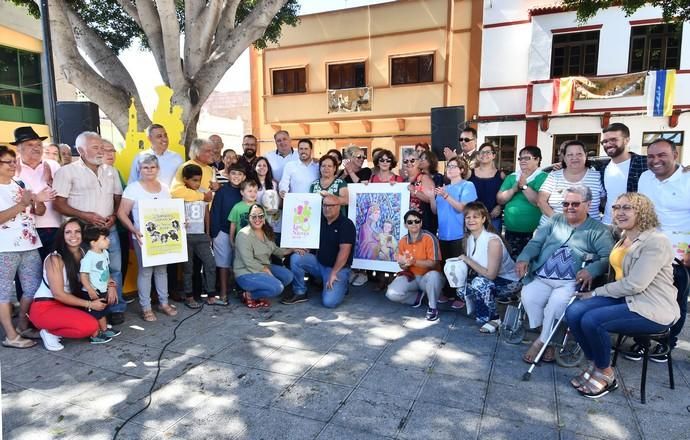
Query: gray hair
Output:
[[564, 185, 592, 202], [74, 131, 101, 150], [138, 154, 159, 168], [189, 138, 210, 160], [345, 145, 362, 159]]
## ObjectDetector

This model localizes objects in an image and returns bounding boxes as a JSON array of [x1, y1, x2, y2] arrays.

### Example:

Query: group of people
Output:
[[1, 121, 688, 401]]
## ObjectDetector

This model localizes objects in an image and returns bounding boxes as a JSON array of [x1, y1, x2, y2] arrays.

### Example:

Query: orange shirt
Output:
[[398, 231, 441, 276]]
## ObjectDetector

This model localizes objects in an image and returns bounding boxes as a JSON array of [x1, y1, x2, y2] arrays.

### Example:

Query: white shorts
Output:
[[213, 230, 233, 268]]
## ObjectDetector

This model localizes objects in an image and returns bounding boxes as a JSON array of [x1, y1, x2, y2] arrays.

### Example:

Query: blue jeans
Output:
[[289, 253, 350, 308], [566, 296, 669, 369], [107, 228, 125, 313], [236, 265, 293, 299]]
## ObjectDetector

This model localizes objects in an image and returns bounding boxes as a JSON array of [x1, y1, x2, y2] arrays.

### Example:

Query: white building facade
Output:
[[477, 0, 690, 168]]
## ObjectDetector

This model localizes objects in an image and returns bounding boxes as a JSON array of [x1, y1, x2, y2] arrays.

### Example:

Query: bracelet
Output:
[[443, 194, 449, 200], [87, 300, 92, 312]]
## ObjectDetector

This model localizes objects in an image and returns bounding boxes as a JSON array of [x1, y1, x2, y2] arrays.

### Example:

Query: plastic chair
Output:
[[611, 262, 689, 404]]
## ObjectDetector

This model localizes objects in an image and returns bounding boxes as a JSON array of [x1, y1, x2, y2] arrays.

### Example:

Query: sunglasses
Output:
[[518, 156, 534, 161], [249, 214, 265, 220], [378, 158, 392, 163], [561, 201, 582, 208], [459, 137, 474, 143], [403, 158, 416, 164], [406, 219, 422, 225], [0, 160, 16, 165], [354, 155, 365, 160]]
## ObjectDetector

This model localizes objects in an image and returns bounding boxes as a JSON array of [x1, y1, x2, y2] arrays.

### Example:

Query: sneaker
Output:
[[650, 343, 669, 363], [281, 293, 308, 305], [90, 332, 113, 344], [39, 329, 64, 351], [426, 308, 439, 321], [348, 272, 357, 284], [623, 343, 644, 361], [451, 299, 465, 310], [103, 328, 121, 338], [496, 295, 519, 305], [412, 291, 425, 308], [352, 273, 368, 287], [437, 295, 450, 304]]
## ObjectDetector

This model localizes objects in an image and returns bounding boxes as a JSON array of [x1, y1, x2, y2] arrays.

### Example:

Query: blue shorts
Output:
[[212, 230, 233, 268]]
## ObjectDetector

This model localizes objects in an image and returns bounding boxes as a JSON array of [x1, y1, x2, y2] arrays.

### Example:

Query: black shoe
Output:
[[281, 293, 308, 305], [496, 294, 519, 305], [650, 343, 669, 363], [623, 343, 644, 361], [108, 312, 125, 325]]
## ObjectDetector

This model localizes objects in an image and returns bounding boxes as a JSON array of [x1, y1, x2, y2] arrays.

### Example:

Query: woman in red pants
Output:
[[29, 218, 118, 351]]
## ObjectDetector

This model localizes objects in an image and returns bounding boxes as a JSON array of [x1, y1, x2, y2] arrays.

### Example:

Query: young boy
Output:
[[80, 226, 121, 344], [210, 163, 246, 301], [228, 179, 259, 245], [178, 164, 219, 308]]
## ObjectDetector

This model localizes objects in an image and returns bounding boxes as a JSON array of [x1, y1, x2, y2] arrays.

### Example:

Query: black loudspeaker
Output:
[[430, 106, 465, 160], [55, 101, 100, 148]]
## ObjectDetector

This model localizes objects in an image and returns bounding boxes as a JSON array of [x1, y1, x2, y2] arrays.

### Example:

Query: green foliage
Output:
[[7, 0, 300, 54], [563, 0, 690, 23]]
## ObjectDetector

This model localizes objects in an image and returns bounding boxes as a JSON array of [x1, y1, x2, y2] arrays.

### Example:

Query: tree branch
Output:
[[214, 0, 242, 49], [156, 0, 186, 91], [113, 0, 142, 28], [131, 0, 170, 86]]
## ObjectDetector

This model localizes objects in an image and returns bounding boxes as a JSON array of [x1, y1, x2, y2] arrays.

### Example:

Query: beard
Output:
[[244, 149, 256, 159]]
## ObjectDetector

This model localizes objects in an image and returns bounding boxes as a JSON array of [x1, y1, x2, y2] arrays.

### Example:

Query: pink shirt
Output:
[[16, 158, 62, 228]]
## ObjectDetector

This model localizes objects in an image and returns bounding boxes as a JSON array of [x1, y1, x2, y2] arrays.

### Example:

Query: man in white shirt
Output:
[[637, 138, 690, 361], [265, 130, 298, 182], [128, 124, 184, 186], [53, 131, 126, 324], [279, 139, 319, 196], [599, 123, 647, 225]]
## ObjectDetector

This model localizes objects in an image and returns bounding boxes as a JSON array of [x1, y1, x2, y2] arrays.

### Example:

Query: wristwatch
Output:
[[520, 184, 528, 191]]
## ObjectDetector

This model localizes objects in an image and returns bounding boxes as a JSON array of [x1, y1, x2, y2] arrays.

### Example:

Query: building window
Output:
[[484, 136, 517, 173], [0, 45, 44, 124], [552, 133, 601, 162], [629, 24, 682, 73], [328, 62, 366, 90], [272, 67, 306, 95], [550, 31, 600, 78], [642, 131, 684, 160], [391, 54, 433, 85]]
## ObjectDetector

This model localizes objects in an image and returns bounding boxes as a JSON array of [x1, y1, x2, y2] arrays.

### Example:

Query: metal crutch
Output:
[[522, 253, 594, 381]]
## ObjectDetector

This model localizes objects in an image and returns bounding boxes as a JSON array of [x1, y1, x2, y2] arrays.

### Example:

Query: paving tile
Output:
[[331, 388, 413, 437], [258, 346, 326, 376], [418, 372, 486, 413], [232, 406, 325, 440], [211, 338, 278, 367], [315, 424, 394, 439], [359, 363, 427, 399], [399, 400, 480, 440], [478, 415, 559, 440], [305, 352, 374, 386], [557, 395, 642, 440], [636, 407, 690, 440], [271, 377, 353, 421], [484, 381, 557, 426]]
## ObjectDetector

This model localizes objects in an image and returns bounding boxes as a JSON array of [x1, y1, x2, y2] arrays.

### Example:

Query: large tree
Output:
[[562, 0, 690, 22], [10, 0, 299, 147]]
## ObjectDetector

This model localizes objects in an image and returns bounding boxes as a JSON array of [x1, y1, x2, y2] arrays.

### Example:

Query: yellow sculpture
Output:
[[115, 85, 186, 182]]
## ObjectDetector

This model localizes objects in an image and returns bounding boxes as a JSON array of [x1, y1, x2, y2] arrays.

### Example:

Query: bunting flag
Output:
[[646, 69, 676, 117], [552, 77, 574, 114]]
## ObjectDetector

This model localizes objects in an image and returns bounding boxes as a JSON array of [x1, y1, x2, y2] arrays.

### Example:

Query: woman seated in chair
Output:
[[565, 193, 680, 399]]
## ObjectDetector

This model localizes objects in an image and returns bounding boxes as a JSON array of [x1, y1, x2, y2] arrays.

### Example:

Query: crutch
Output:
[[522, 253, 595, 381]]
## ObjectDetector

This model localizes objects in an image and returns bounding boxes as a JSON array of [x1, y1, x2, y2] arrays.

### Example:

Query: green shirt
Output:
[[310, 178, 347, 216], [500, 171, 548, 233], [228, 201, 253, 237]]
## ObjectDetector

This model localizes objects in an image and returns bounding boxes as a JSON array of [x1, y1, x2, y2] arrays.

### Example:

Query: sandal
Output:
[[142, 309, 157, 322], [577, 369, 618, 399], [207, 297, 229, 306], [257, 298, 271, 308], [2, 335, 36, 349], [522, 340, 544, 364], [451, 299, 465, 310], [241, 292, 260, 309], [184, 299, 202, 309], [479, 319, 500, 334], [158, 304, 178, 316], [16, 327, 41, 340], [571, 363, 595, 389], [542, 345, 556, 363]]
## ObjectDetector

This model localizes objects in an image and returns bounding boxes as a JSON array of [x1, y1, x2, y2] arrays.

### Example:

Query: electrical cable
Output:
[[112, 302, 206, 440]]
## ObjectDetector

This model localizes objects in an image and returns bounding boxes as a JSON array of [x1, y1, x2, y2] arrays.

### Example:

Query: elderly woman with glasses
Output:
[[386, 209, 444, 321], [342, 146, 372, 184], [497, 146, 549, 258], [565, 193, 679, 399], [404, 151, 437, 234], [516, 185, 613, 364]]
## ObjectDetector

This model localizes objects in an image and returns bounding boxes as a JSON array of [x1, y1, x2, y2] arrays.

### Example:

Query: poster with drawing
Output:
[[348, 183, 410, 272], [138, 198, 188, 267], [280, 193, 322, 249]]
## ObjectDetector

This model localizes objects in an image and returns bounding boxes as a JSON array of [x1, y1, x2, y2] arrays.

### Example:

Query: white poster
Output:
[[348, 183, 410, 272], [280, 193, 322, 249], [138, 198, 188, 267]]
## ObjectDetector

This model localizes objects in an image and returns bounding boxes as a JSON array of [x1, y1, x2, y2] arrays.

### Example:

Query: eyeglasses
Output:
[[353, 155, 365, 160], [446, 164, 459, 169], [561, 201, 582, 208], [0, 160, 15, 165], [403, 158, 416, 164], [611, 204, 634, 212], [460, 138, 474, 143], [249, 214, 265, 220], [600, 138, 623, 145], [378, 158, 392, 163], [478, 150, 494, 156], [518, 156, 534, 161], [406, 219, 422, 225]]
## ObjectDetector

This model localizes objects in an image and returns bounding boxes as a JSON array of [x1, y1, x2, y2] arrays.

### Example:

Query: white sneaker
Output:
[[348, 271, 357, 284], [352, 273, 368, 287], [40, 329, 64, 351]]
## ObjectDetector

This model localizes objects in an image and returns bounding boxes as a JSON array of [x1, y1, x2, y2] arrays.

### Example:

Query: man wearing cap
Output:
[[128, 124, 183, 186], [53, 131, 126, 324], [11, 127, 59, 260]]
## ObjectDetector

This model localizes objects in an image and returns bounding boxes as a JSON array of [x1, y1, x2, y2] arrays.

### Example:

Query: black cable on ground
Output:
[[112, 303, 206, 440]]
